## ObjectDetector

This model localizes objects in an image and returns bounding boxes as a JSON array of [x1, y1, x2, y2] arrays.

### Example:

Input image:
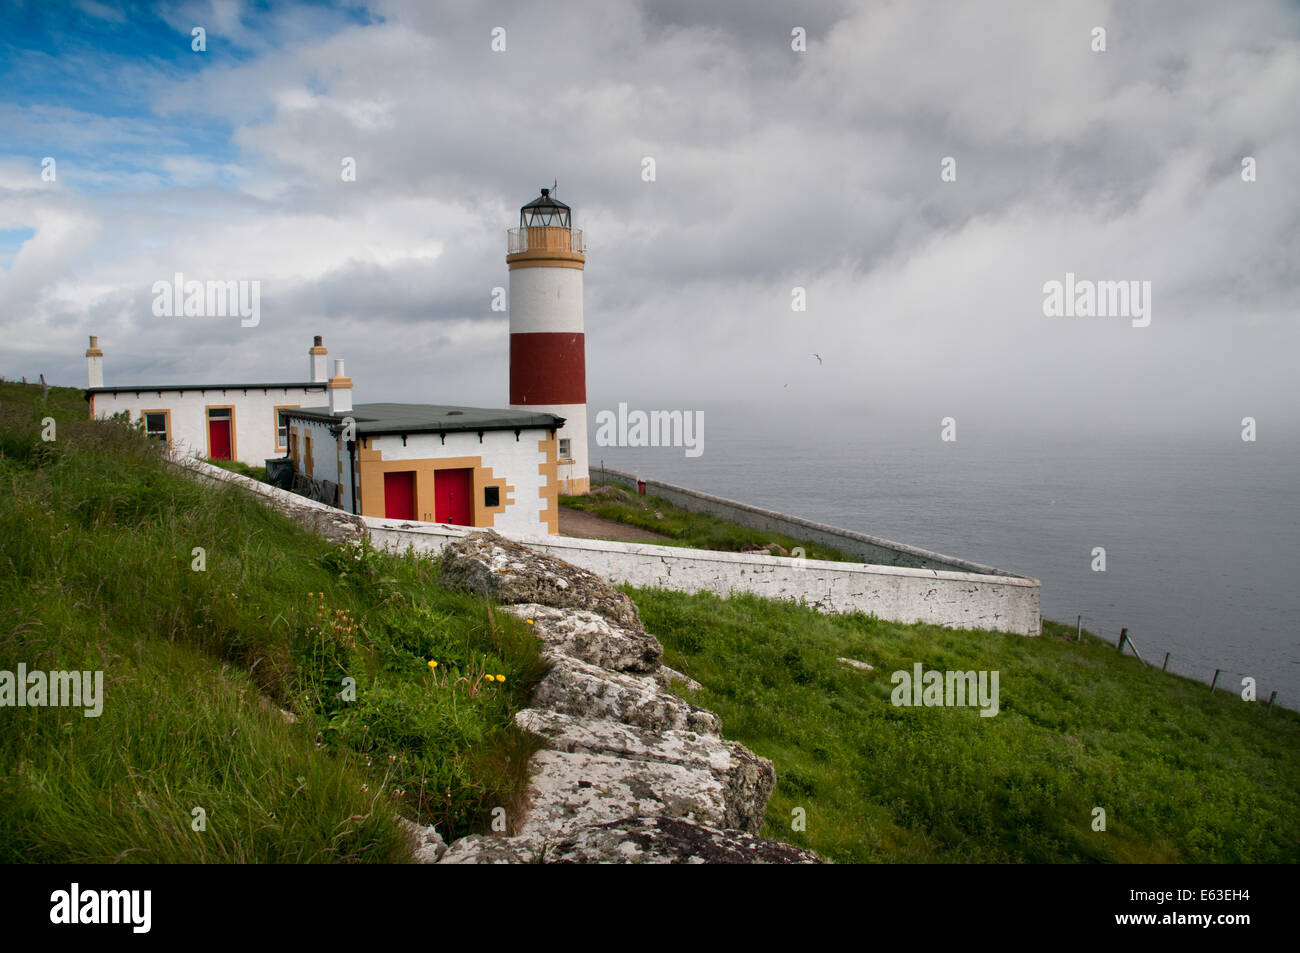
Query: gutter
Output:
[[346, 438, 358, 515]]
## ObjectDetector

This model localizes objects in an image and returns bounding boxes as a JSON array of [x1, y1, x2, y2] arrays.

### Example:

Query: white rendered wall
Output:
[[361, 521, 1042, 637], [290, 419, 341, 484], [361, 428, 552, 536], [547, 402, 588, 492], [92, 386, 327, 466], [508, 267, 584, 333]]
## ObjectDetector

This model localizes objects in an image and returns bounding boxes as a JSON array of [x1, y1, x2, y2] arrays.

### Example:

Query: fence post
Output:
[[1162, 652, 1170, 671], [1076, 615, 1081, 642], [1210, 668, 1220, 693]]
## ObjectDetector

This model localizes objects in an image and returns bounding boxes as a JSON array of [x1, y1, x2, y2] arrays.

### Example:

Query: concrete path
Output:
[[558, 506, 672, 543]]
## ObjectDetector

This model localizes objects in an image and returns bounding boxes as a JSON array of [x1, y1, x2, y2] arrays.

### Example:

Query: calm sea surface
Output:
[[588, 405, 1300, 709]]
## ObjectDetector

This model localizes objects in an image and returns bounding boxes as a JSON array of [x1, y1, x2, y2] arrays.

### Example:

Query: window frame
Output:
[[273, 405, 299, 454], [141, 408, 171, 447]]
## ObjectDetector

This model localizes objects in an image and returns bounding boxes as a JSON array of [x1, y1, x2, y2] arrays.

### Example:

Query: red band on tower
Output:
[[510, 332, 586, 405]]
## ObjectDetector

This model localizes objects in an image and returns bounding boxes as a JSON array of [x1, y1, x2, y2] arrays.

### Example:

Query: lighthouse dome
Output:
[[520, 188, 570, 228]]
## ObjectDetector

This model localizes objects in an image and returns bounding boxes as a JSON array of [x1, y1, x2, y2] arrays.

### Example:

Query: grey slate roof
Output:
[[281, 402, 565, 436], [86, 382, 325, 395]]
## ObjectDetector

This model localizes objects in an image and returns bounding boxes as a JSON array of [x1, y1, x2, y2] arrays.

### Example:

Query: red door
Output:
[[208, 418, 232, 460], [435, 468, 473, 526], [383, 471, 416, 520]]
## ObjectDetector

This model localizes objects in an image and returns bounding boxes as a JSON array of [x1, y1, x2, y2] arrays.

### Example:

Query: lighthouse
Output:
[[507, 187, 589, 495]]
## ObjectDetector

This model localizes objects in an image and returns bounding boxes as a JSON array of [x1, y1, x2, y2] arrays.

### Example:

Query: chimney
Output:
[[86, 335, 104, 388], [309, 335, 329, 383], [328, 359, 353, 414]]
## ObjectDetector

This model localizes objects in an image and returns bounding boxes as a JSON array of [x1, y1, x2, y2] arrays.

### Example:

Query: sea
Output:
[[588, 404, 1300, 710]]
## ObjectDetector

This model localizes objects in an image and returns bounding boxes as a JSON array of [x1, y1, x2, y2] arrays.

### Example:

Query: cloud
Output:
[[1, 0, 1296, 434]]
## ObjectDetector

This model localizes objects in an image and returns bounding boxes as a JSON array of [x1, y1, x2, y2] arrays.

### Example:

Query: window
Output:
[[273, 406, 299, 452], [142, 410, 169, 445], [484, 486, 500, 507], [558, 437, 571, 460]]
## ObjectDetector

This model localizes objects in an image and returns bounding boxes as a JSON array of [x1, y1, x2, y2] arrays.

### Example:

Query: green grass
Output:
[[205, 457, 268, 482], [631, 586, 1300, 864], [0, 381, 546, 863], [561, 482, 860, 562]]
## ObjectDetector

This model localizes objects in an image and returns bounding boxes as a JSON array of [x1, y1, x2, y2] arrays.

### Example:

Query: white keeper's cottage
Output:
[[85, 334, 333, 466]]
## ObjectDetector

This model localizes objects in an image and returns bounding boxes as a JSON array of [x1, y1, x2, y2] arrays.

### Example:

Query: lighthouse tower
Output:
[[507, 187, 589, 495]]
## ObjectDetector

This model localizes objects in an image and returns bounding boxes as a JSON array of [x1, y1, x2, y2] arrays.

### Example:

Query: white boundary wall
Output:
[[363, 520, 1042, 637], [169, 456, 1042, 636]]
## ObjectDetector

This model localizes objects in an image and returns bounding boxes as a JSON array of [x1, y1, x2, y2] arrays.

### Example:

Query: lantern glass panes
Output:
[[520, 188, 571, 228]]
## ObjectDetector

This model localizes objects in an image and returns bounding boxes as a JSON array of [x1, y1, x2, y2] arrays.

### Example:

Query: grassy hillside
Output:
[[561, 482, 860, 562], [5, 381, 1294, 866], [0, 381, 545, 863], [633, 587, 1300, 863]]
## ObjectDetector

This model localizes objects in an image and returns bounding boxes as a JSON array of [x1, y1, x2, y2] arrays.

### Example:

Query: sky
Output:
[[1, 0, 1297, 440]]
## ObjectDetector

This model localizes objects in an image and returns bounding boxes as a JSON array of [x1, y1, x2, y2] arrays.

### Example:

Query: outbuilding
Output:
[[280, 397, 565, 536]]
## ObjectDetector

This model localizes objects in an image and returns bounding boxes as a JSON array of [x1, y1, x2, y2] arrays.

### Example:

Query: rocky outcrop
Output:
[[442, 816, 821, 865], [439, 530, 640, 628], [504, 603, 661, 674], [434, 531, 818, 864], [399, 818, 448, 863]]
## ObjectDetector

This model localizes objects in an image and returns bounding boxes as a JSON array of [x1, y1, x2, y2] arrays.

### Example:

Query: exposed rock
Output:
[[655, 665, 702, 692], [436, 532, 811, 863], [530, 654, 721, 735], [399, 818, 448, 864], [437, 835, 533, 864], [546, 816, 821, 864], [502, 604, 662, 673], [439, 817, 820, 865], [440, 530, 641, 628], [838, 657, 874, 671], [519, 750, 730, 832], [516, 709, 773, 832], [548, 811, 821, 863]]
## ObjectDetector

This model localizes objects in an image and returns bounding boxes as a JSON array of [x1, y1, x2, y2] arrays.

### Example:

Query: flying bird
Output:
[[813, 353, 822, 365]]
